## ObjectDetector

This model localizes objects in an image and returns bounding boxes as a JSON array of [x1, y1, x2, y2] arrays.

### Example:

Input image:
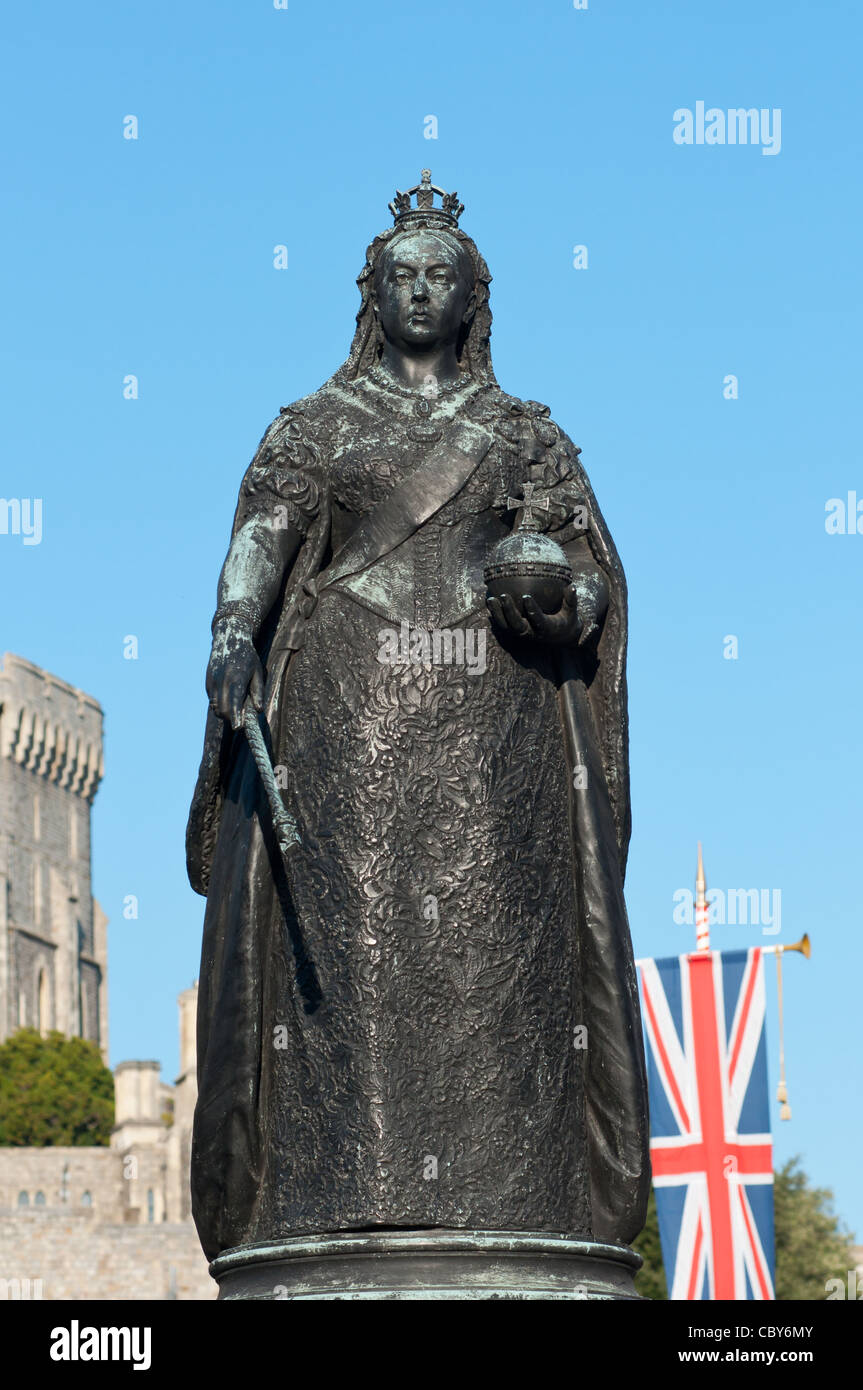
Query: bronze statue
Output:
[[187, 171, 649, 1298]]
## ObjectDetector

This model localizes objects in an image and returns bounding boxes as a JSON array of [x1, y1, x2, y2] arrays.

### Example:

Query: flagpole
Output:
[[695, 841, 710, 952], [762, 933, 811, 1121], [685, 840, 811, 1123], [758, 939, 811, 957]]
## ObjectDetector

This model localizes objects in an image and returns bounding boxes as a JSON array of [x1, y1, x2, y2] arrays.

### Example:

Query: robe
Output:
[[186, 374, 650, 1260]]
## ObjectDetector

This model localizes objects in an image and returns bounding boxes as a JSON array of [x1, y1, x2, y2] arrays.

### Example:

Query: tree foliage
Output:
[[0, 1028, 114, 1147], [772, 1157, 857, 1300], [632, 1157, 857, 1300]]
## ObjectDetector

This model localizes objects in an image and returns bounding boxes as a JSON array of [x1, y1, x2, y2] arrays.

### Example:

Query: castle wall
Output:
[[0, 1143, 214, 1299], [0, 1147, 125, 1219], [0, 1212, 214, 1300]]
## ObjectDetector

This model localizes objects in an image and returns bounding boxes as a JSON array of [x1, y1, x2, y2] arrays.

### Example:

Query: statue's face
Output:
[[374, 230, 475, 353]]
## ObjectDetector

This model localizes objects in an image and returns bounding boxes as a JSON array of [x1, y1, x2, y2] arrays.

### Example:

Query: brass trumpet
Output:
[[771, 933, 811, 959]]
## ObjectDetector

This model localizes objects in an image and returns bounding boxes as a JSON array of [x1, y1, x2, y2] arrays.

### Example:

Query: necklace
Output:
[[365, 363, 483, 443]]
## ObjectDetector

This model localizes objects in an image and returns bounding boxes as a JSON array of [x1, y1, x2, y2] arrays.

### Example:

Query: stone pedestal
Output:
[[210, 1229, 643, 1300]]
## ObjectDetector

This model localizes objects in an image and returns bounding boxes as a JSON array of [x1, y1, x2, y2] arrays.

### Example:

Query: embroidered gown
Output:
[[187, 367, 649, 1260]]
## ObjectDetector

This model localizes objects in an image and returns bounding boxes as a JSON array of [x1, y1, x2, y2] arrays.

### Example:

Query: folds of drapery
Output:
[[186, 392, 649, 1255]]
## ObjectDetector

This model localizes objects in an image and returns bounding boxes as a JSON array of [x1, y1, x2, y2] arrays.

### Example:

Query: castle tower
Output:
[[0, 653, 107, 1056]]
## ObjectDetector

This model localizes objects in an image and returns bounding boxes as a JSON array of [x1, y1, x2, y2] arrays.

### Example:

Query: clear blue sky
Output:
[[2, 1, 860, 1240]]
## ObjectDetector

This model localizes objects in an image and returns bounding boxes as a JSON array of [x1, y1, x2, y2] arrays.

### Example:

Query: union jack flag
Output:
[[637, 948, 775, 1300]]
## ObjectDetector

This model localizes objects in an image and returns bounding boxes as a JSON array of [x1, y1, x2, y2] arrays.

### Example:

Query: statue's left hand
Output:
[[487, 569, 609, 647], [487, 586, 582, 645]]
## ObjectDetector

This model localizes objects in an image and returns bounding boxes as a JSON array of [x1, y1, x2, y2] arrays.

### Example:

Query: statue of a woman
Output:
[[187, 172, 649, 1289]]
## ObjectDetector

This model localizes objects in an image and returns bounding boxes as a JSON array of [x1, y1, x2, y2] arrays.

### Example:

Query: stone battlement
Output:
[[0, 653, 103, 802]]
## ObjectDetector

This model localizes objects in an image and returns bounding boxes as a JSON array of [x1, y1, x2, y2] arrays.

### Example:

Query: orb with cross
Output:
[[483, 479, 573, 615]]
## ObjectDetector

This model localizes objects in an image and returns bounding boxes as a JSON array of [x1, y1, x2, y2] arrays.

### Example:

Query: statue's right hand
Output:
[[206, 624, 265, 731]]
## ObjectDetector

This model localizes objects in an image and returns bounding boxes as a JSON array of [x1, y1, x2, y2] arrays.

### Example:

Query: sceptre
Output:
[[242, 704, 301, 858]]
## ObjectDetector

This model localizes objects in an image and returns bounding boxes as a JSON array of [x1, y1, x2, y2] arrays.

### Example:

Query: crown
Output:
[[388, 169, 465, 229]]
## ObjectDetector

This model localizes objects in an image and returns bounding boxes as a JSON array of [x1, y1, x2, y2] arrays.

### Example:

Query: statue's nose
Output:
[[411, 275, 429, 301]]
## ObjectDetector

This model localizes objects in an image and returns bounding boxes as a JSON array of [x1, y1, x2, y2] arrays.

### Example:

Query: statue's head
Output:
[[373, 227, 476, 358], [335, 171, 496, 385]]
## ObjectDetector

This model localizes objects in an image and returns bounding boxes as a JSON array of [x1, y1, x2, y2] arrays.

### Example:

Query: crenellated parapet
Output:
[[0, 653, 103, 801]]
